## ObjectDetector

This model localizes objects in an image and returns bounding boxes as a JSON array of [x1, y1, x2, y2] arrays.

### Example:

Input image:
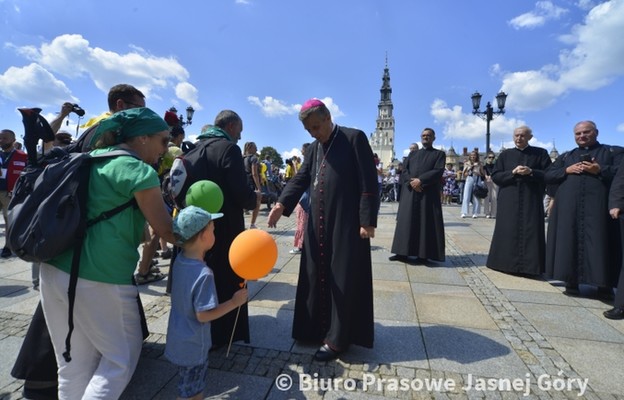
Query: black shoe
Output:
[[23, 383, 58, 400], [603, 307, 624, 320], [596, 287, 614, 301], [563, 284, 580, 297], [209, 344, 224, 352], [388, 254, 408, 262], [314, 344, 341, 362], [1, 247, 11, 258]]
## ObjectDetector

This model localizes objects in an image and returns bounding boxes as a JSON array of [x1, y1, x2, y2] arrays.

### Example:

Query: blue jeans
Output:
[[461, 175, 481, 216]]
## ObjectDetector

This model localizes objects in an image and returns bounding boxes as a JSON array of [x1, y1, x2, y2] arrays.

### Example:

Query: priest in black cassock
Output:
[[486, 126, 551, 275], [193, 111, 259, 347], [389, 128, 445, 263], [604, 158, 624, 319], [268, 99, 378, 362], [545, 120, 623, 297]]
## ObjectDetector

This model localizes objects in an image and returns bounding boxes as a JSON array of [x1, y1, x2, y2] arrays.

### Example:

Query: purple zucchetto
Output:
[[300, 98, 325, 112]]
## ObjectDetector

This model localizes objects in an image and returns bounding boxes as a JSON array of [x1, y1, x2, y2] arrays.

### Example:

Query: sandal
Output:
[[136, 271, 166, 285], [160, 248, 173, 259], [149, 265, 161, 274]]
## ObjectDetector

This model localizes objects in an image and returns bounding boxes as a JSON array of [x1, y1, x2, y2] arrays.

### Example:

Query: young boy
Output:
[[165, 206, 248, 400]]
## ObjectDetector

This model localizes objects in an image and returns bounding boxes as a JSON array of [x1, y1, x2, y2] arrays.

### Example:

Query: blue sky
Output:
[[1, 0, 623, 161]]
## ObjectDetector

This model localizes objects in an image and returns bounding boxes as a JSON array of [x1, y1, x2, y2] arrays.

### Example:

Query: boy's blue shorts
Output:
[[177, 362, 208, 398]]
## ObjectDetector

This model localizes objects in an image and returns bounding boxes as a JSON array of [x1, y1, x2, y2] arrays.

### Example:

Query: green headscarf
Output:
[[90, 107, 169, 147]]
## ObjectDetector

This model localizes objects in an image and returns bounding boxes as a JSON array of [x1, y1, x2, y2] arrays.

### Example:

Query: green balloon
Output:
[[185, 180, 224, 213]]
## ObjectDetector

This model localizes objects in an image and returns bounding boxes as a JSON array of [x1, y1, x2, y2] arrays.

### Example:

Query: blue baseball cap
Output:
[[173, 206, 223, 244]]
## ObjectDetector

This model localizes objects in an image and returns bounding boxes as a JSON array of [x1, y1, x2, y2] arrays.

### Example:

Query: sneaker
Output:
[[461, 214, 466, 218], [472, 215, 478, 219], [250, 224, 257, 229], [289, 248, 302, 254], [485, 215, 491, 219]]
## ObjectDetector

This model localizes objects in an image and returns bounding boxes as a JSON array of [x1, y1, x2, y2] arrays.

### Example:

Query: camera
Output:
[[71, 104, 85, 117], [580, 154, 592, 163]]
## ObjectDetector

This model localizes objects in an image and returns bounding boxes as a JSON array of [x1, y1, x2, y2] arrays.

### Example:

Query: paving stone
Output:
[[0, 205, 621, 399]]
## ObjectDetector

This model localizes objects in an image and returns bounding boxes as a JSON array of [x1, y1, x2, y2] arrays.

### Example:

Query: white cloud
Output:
[[557, 1, 624, 89], [248, 96, 346, 119], [248, 96, 299, 117], [509, 13, 547, 30], [236, 0, 251, 4], [500, 70, 566, 111], [430, 98, 527, 145], [500, 0, 624, 111], [175, 82, 201, 110], [617, 123, 624, 132], [0, 63, 77, 106], [1, 34, 197, 108], [509, 1, 569, 30], [282, 147, 302, 163], [316, 97, 345, 118]]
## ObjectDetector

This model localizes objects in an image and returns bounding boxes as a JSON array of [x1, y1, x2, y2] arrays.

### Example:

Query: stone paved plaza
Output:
[[1, 202, 624, 399]]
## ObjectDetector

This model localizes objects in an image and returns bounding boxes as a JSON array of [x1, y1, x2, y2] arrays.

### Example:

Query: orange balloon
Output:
[[229, 230, 278, 280]]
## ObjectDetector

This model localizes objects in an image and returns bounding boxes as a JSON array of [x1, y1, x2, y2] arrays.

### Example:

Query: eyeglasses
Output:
[[487, 156, 495, 159]]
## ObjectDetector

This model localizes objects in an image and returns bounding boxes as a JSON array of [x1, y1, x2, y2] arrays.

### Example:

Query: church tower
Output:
[[369, 56, 395, 169]]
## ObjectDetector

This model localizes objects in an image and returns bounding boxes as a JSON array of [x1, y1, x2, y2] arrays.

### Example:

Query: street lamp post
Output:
[[471, 91, 507, 153], [169, 106, 195, 126]]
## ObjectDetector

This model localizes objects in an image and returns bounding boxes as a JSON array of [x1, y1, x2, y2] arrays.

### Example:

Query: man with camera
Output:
[[545, 121, 624, 298], [65, 84, 145, 153]]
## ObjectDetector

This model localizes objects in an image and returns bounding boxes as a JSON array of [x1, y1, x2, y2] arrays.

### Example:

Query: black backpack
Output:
[[7, 150, 137, 262], [163, 138, 220, 208]]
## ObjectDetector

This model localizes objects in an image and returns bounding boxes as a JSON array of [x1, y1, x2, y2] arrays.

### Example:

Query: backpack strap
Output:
[[86, 149, 140, 226], [63, 159, 91, 362], [62, 148, 139, 362]]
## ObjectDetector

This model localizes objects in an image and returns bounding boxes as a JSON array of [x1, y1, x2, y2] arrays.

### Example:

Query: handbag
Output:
[[473, 176, 489, 199]]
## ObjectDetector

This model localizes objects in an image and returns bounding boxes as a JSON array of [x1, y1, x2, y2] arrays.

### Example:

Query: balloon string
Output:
[[226, 280, 247, 358]]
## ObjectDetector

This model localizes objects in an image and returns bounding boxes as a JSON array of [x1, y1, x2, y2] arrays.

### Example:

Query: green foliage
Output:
[[259, 146, 284, 168]]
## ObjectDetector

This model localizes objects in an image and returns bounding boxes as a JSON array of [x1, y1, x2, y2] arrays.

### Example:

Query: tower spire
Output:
[[369, 56, 395, 168]]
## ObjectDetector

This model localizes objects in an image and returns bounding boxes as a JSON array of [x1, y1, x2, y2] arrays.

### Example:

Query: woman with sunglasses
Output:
[[483, 152, 498, 218]]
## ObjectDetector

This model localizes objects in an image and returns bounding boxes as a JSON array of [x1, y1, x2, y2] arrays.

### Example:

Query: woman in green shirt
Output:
[[40, 107, 177, 399]]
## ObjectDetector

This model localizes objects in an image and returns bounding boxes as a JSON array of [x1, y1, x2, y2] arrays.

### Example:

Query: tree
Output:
[[259, 146, 284, 169]]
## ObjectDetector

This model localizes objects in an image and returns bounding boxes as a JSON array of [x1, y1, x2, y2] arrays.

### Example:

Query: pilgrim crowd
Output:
[[2, 83, 624, 399]]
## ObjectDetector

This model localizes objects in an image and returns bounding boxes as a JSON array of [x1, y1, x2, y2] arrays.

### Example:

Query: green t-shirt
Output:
[[50, 147, 160, 285]]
